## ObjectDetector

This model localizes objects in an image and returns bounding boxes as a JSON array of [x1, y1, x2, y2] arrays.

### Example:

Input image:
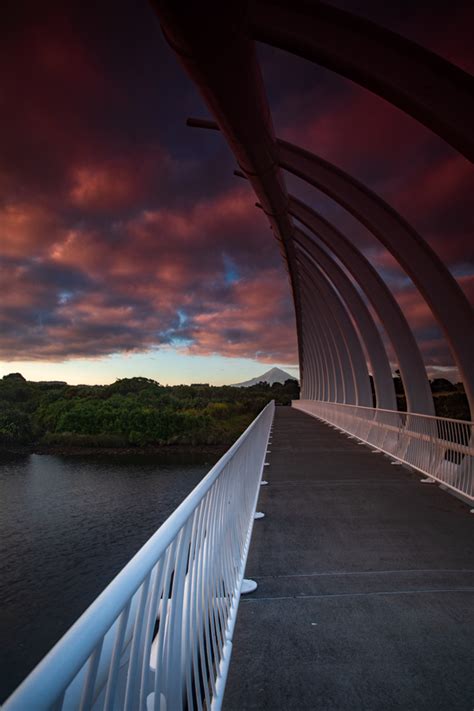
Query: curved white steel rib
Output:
[[294, 228, 396, 409], [280, 142, 474, 416], [299, 267, 348, 402], [251, 0, 474, 161], [289, 197, 433, 413], [298, 253, 372, 405]]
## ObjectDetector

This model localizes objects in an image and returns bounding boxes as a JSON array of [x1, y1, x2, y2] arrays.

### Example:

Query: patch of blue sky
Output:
[[170, 337, 193, 347], [177, 309, 188, 326], [58, 290, 74, 305], [222, 253, 240, 284], [451, 261, 474, 278]]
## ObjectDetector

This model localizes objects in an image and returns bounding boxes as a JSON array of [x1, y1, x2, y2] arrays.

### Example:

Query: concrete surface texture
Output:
[[224, 407, 474, 710]]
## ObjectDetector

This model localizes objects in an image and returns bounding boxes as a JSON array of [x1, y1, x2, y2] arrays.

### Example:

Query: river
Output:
[[0, 450, 218, 702]]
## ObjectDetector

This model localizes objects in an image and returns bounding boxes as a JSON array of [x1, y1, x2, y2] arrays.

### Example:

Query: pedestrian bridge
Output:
[[4, 1, 474, 708]]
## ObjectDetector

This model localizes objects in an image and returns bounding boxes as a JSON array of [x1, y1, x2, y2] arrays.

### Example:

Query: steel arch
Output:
[[293, 228, 396, 409], [251, 0, 474, 161], [154, 3, 473, 415], [280, 141, 473, 415], [298, 254, 372, 405], [289, 196, 434, 414]]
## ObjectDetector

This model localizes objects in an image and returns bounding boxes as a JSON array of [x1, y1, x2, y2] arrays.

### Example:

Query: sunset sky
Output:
[[1, 0, 473, 385]]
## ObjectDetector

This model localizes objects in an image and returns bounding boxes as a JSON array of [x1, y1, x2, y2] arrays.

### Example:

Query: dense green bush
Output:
[[2, 373, 468, 450], [0, 374, 300, 448]]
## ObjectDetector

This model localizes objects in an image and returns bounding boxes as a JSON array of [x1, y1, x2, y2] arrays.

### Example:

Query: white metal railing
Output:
[[293, 400, 473, 502], [4, 401, 275, 711]]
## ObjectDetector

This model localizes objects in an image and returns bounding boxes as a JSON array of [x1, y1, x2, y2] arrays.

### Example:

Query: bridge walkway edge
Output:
[[224, 406, 474, 710]]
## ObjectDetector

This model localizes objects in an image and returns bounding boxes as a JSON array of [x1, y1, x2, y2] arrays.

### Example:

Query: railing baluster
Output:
[[194, 488, 214, 710], [202, 484, 219, 698], [123, 574, 152, 710], [103, 601, 132, 711], [187, 500, 207, 711], [183, 507, 201, 711], [79, 640, 104, 711], [167, 519, 194, 710], [138, 560, 165, 710], [51, 689, 65, 711], [3, 402, 275, 711], [293, 400, 473, 502], [153, 537, 179, 707]]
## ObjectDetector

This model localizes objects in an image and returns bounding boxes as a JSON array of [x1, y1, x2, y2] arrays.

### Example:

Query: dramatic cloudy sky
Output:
[[1, 0, 473, 384]]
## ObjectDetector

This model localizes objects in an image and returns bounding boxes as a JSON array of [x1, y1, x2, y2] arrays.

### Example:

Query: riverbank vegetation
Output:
[[392, 375, 470, 420], [0, 373, 299, 450], [0, 373, 469, 452]]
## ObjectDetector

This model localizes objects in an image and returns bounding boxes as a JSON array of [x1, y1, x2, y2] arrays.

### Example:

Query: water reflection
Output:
[[0, 451, 215, 701]]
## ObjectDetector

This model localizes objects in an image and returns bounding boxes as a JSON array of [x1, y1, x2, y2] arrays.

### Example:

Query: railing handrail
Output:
[[4, 400, 275, 710], [293, 399, 473, 427]]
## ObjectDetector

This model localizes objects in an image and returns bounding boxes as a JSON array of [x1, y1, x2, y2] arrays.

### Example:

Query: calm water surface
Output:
[[0, 450, 217, 702]]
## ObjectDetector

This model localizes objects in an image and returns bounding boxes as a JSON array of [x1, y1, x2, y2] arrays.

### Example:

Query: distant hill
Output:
[[231, 367, 298, 388]]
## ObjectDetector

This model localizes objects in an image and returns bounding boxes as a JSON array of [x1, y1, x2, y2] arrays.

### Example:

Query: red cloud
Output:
[[1, 1, 471, 377], [394, 289, 435, 332], [68, 148, 171, 212], [386, 157, 474, 268], [1, 11, 112, 200], [70, 165, 142, 212], [279, 86, 432, 173], [396, 155, 473, 215], [186, 269, 297, 363], [0, 203, 61, 258], [1, 179, 295, 363]]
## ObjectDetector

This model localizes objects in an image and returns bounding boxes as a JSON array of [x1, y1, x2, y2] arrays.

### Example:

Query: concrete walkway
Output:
[[224, 407, 474, 711]]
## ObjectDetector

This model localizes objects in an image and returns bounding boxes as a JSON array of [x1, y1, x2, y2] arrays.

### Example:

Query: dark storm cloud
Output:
[[1, 0, 472, 371]]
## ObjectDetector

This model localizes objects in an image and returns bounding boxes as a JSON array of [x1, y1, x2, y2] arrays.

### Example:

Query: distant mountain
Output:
[[230, 367, 298, 388]]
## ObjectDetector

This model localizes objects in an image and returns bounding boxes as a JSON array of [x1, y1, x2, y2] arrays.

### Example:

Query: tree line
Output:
[[0, 373, 300, 449], [1, 373, 468, 451]]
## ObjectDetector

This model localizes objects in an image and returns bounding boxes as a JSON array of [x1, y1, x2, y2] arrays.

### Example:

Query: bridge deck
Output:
[[224, 407, 474, 710]]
